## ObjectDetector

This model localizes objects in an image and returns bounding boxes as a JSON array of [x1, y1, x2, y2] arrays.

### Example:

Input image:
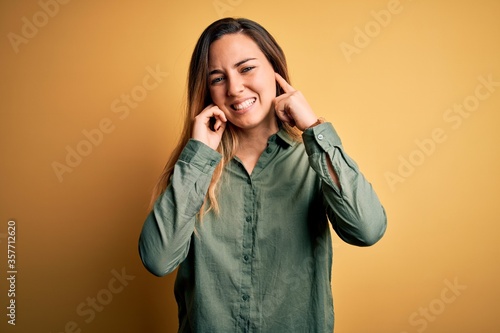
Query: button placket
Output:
[[239, 176, 255, 330]]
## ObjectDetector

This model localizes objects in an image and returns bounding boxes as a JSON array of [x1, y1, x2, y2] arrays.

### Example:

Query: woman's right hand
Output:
[[191, 104, 227, 150]]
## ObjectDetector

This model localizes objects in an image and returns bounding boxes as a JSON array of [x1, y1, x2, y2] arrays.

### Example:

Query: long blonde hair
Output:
[[150, 18, 302, 214]]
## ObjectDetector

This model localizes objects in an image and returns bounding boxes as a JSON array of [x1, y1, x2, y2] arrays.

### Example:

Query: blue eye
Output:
[[242, 66, 255, 73], [211, 77, 224, 85]]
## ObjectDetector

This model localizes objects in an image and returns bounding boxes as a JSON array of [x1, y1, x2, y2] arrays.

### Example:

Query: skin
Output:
[[192, 33, 340, 186]]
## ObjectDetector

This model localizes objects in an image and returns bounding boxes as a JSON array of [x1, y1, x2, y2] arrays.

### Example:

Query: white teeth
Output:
[[233, 98, 256, 110]]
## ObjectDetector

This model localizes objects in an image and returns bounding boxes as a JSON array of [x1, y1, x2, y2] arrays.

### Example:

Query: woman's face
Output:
[[208, 33, 278, 131]]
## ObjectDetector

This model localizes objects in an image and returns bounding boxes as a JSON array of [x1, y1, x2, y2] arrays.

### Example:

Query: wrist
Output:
[[305, 117, 325, 130]]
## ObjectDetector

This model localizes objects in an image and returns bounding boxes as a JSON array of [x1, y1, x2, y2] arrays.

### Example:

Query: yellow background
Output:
[[1, 0, 499, 332]]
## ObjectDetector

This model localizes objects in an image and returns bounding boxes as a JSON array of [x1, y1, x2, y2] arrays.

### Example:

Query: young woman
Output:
[[139, 17, 386, 332]]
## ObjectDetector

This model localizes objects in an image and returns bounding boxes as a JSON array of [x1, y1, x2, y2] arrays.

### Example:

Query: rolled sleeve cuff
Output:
[[302, 122, 342, 156]]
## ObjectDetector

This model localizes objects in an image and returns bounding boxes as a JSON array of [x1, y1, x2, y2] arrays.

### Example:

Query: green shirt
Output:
[[139, 122, 387, 333]]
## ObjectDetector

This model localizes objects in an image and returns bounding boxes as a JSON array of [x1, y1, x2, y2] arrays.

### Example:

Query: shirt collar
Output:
[[273, 127, 295, 148]]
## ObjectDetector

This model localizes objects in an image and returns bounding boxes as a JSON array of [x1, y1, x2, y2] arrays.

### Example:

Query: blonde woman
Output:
[[139, 17, 386, 332]]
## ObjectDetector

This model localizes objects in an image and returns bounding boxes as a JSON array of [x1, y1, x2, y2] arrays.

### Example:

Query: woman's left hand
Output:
[[274, 73, 319, 131]]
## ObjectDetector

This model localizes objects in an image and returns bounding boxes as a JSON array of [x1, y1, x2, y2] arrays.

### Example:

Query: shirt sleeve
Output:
[[302, 122, 387, 246], [138, 139, 222, 276]]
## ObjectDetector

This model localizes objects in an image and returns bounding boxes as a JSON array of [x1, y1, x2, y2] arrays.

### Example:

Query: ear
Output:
[[275, 82, 284, 97]]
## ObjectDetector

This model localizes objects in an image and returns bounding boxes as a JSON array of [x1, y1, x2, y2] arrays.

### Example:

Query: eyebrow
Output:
[[208, 58, 257, 76]]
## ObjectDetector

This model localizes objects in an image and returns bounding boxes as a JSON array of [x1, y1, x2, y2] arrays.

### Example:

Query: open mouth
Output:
[[231, 98, 256, 111]]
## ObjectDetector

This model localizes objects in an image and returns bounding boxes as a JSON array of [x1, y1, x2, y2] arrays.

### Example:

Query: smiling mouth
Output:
[[231, 98, 256, 111]]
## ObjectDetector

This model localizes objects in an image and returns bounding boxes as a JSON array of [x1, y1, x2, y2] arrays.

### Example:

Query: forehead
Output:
[[208, 33, 264, 67]]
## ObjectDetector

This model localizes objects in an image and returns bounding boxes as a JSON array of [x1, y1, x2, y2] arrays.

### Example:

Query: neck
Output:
[[233, 118, 279, 174], [235, 120, 279, 153]]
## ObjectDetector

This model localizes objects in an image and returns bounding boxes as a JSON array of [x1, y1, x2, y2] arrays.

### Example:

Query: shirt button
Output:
[[247, 178, 251, 184], [243, 255, 249, 262], [265, 147, 272, 154], [209, 160, 216, 166], [317, 134, 324, 140], [245, 216, 252, 223], [242, 294, 249, 301]]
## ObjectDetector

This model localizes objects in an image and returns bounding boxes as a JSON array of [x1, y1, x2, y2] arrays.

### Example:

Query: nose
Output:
[[227, 74, 244, 97]]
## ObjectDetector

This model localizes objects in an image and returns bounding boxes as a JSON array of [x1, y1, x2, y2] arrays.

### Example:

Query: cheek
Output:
[[209, 87, 233, 118], [255, 75, 276, 104], [209, 87, 224, 105]]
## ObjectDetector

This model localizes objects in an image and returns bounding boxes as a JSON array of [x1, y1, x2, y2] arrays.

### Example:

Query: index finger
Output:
[[275, 72, 295, 94]]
